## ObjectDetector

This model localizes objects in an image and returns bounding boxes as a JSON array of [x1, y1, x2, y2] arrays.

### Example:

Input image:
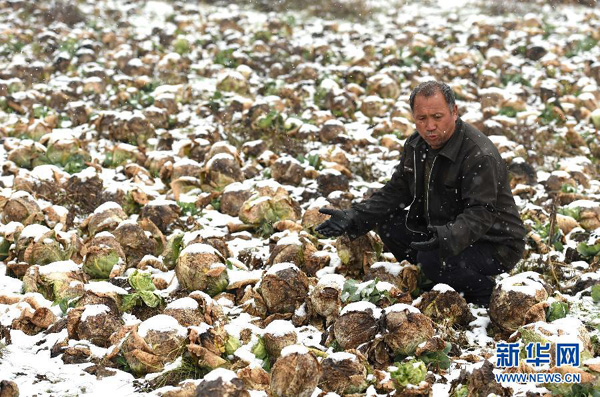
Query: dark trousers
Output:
[[376, 210, 505, 305]]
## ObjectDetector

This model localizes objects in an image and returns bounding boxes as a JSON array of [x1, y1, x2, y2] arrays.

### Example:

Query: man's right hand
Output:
[[315, 208, 353, 237]]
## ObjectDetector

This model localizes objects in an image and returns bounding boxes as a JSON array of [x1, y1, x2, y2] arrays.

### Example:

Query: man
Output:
[[316, 81, 526, 306]]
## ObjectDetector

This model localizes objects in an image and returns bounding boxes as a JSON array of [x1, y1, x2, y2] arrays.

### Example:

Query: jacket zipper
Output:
[[405, 148, 426, 235], [427, 154, 446, 266], [425, 155, 437, 224]]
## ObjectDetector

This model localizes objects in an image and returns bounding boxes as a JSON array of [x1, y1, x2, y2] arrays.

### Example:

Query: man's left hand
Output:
[[410, 226, 440, 251]]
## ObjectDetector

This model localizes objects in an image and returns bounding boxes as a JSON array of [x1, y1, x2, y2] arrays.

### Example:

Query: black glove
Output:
[[410, 226, 440, 251], [315, 208, 353, 237]]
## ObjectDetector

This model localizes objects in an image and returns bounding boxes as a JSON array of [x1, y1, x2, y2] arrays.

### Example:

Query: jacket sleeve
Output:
[[434, 155, 499, 258], [346, 150, 412, 238]]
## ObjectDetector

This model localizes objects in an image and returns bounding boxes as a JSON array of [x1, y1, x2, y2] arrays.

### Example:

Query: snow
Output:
[[328, 351, 358, 363], [340, 301, 382, 319], [370, 261, 403, 277], [182, 228, 227, 245], [0, 272, 23, 294], [37, 260, 80, 275], [203, 368, 238, 383], [580, 272, 600, 281], [319, 168, 342, 176], [566, 199, 599, 209], [227, 269, 263, 287], [276, 233, 302, 246], [375, 281, 395, 292], [0, 221, 23, 236], [137, 315, 187, 339], [189, 323, 212, 336], [316, 273, 346, 290], [0, 330, 137, 396], [18, 224, 50, 241], [266, 262, 300, 275], [30, 164, 64, 181], [84, 281, 128, 295], [188, 290, 212, 304], [280, 344, 309, 357], [224, 312, 262, 340], [264, 320, 296, 337], [0, 1, 597, 396], [145, 199, 177, 207], [165, 297, 199, 310], [94, 201, 123, 214], [72, 167, 98, 182], [80, 304, 110, 321], [465, 307, 494, 348], [497, 272, 546, 296], [530, 317, 586, 345], [295, 303, 307, 317], [432, 283, 456, 293], [234, 346, 264, 368], [180, 243, 218, 256], [384, 303, 420, 315]]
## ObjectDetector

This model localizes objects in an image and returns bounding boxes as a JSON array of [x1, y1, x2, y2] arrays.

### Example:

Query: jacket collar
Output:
[[408, 118, 464, 163]]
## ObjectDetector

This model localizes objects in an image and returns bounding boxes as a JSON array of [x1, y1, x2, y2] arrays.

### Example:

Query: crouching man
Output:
[[316, 81, 526, 306]]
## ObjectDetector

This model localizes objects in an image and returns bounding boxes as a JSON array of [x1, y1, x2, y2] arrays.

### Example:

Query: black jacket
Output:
[[347, 118, 526, 267]]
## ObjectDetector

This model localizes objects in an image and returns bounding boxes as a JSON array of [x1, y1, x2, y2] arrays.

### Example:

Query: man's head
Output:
[[409, 81, 458, 150]]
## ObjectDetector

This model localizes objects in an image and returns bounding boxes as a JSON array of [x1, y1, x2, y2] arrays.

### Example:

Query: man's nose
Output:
[[426, 119, 436, 131]]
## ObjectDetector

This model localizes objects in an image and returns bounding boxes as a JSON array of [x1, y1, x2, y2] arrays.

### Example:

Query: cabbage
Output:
[[120, 270, 163, 312], [546, 301, 569, 322], [390, 360, 427, 390], [161, 230, 184, 270], [83, 250, 121, 279]]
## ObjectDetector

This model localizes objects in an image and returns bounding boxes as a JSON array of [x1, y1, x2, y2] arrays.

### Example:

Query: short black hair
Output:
[[409, 81, 456, 113]]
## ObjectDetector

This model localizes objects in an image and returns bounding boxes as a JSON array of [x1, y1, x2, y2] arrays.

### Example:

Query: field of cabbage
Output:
[[1, 0, 600, 396]]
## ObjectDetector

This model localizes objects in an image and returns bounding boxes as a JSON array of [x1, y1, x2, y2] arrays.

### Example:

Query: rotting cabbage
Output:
[[23, 260, 87, 303], [120, 270, 163, 312], [335, 233, 382, 278], [67, 304, 124, 347], [239, 192, 301, 235], [81, 233, 127, 279], [118, 314, 187, 375], [43, 136, 91, 173], [267, 234, 321, 276], [489, 272, 551, 332], [80, 202, 129, 237], [0, 191, 44, 226], [187, 322, 230, 370], [161, 229, 184, 270], [366, 261, 420, 296], [195, 369, 250, 397], [7, 140, 47, 169], [308, 274, 344, 326], [175, 243, 229, 296], [15, 224, 79, 266], [263, 320, 297, 360], [204, 153, 244, 191], [333, 302, 380, 350], [382, 305, 435, 356], [389, 360, 427, 391], [139, 200, 181, 234], [112, 220, 162, 267], [103, 143, 147, 168], [415, 285, 475, 328], [318, 352, 368, 394], [259, 263, 308, 315], [270, 346, 320, 397]]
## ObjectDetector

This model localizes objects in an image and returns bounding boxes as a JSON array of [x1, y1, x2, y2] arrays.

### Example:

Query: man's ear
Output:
[[452, 104, 458, 121]]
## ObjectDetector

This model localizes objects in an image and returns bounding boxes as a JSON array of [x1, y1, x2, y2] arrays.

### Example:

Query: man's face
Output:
[[413, 92, 458, 150]]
